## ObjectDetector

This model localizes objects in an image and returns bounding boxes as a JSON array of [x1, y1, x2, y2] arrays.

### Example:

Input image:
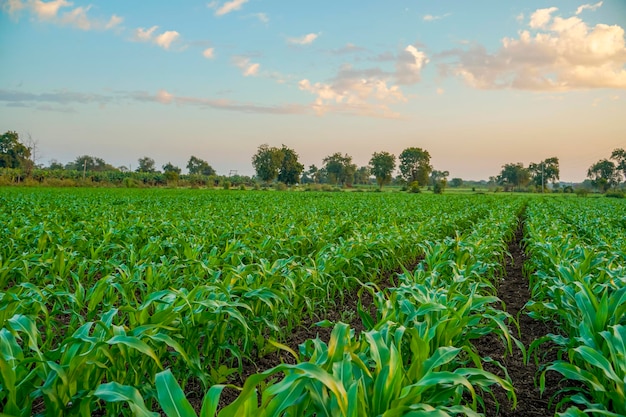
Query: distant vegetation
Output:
[[1, 130, 624, 194]]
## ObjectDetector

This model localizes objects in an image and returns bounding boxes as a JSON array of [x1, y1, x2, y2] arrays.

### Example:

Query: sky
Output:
[[1, 0, 625, 182]]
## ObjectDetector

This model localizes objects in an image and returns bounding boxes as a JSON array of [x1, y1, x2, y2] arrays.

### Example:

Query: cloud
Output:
[[155, 30, 180, 50], [287, 33, 319, 45], [330, 43, 367, 55], [4, 0, 123, 30], [134, 26, 158, 42], [133, 26, 180, 50], [576, 1, 603, 15], [2, 0, 26, 16], [32, 0, 71, 20], [423, 13, 451, 22], [202, 47, 215, 59], [529, 7, 558, 29], [213, 0, 248, 16], [233, 56, 260, 76], [395, 45, 429, 84], [442, 8, 626, 90], [0, 87, 306, 115], [297, 65, 407, 118]]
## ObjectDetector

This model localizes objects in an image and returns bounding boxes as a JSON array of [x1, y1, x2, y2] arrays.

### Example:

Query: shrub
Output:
[[606, 190, 625, 199], [575, 188, 589, 197], [408, 181, 421, 193]]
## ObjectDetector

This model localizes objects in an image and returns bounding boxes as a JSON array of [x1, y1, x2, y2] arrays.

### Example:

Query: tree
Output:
[[48, 159, 64, 170], [252, 144, 283, 184], [369, 151, 396, 190], [497, 163, 530, 191], [587, 159, 620, 192], [323, 152, 357, 186], [187, 156, 216, 176], [307, 164, 320, 183], [162, 162, 181, 182], [399, 147, 432, 186], [529, 157, 560, 190], [67, 155, 116, 172], [136, 157, 157, 173], [450, 178, 463, 188], [429, 170, 449, 194], [611, 148, 626, 182], [354, 166, 371, 185], [276, 145, 304, 185], [0, 131, 32, 169]]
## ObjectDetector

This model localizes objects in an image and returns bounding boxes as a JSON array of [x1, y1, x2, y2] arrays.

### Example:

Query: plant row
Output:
[[524, 198, 626, 416]]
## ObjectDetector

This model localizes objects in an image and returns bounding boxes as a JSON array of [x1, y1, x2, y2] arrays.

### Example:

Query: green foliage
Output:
[[187, 156, 216, 176], [322, 152, 357, 186], [369, 151, 396, 190], [497, 163, 530, 191], [276, 145, 304, 185], [251, 144, 283, 184], [587, 159, 620, 192], [408, 181, 421, 193], [0, 131, 32, 170], [136, 157, 157, 173], [399, 147, 432, 185]]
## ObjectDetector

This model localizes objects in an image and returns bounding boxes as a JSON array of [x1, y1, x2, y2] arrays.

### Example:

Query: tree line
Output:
[[1, 130, 625, 193]]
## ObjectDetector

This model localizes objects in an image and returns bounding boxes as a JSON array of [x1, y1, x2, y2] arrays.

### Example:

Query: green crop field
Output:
[[1, 188, 624, 416]]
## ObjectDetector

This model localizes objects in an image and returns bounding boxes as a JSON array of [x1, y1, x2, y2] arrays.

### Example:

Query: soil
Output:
[[473, 220, 566, 416]]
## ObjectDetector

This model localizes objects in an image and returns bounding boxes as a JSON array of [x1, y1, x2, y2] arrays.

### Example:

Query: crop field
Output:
[[0, 188, 625, 417]]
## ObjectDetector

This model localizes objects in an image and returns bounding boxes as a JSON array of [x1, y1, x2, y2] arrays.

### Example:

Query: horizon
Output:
[[1, 0, 625, 182]]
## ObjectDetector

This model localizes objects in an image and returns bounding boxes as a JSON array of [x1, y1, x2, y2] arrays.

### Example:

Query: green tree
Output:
[[497, 163, 530, 191], [354, 166, 371, 185], [429, 170, 449, 194], [136, 157, 157, 173], [529, 157, 560, 189], [162, 162, 181, 182], [369, 151, 396, 190], [399, 147, 432, 187], [450, 178, 463, 188], [48, 159, 64, 170], [323, 152, 357, 186], [276, 145, 304, 185], [0, 131, 32, 169], [252, 144, 283, 184], [187, 156, 216, 176], [67, 155, 116, 172], [587, 159, 620, 192], [611, 148, 626, 182]]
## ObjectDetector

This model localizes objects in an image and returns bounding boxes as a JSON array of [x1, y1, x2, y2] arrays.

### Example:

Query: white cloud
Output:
[[105, 14, 123, 30], [2, 0, 26, 16], [287, 33, 319, 45], [155, 30, 180, 50], [203, 47, 215, 59], [298, 65, 407, 118], [395, 45, 429, 84], [60, 5, 93, 30], [444, 8, 626, 91], [135, 25, 158, 42], [529, 7, 558, 29], [233, 56, 260, 76], [576, 1, 603, 15], [156, 90, 174, 104], [32, 0, 71, 20], [214, 0, 248, 16], [423, 13, 451, 22]]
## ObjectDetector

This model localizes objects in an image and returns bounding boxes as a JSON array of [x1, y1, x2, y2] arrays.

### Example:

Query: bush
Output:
[[606, 190, 625, 199], [223, 180, 231, 190], [575, 188, 589, 197], [408, 181, 421, 193], [274, 182, 288, 191]]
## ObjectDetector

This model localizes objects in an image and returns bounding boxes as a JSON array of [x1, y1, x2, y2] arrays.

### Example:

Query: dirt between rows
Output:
[[191, 221, 568, 415]]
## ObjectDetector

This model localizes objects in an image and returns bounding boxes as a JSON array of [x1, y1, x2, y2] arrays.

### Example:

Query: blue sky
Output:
[[1, 0, 625, 181]]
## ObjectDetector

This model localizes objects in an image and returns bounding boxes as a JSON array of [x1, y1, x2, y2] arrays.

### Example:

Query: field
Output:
[[1, 188, 625, 417]]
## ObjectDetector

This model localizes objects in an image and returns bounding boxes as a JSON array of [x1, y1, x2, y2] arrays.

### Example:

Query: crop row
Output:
[[145, 195, 527, 416], [0, 189, 506, 416], [524, 198, 626, 416]]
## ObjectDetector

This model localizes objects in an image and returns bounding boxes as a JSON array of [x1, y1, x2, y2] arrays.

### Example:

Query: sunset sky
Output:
[[1, 0, 625, 181]]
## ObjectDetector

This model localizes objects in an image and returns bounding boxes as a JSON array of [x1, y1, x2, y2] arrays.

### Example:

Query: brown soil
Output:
[[474, 220, 565, 416]]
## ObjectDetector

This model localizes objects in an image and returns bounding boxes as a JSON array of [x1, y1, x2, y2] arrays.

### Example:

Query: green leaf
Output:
[[155, 369, 197, 417], [94, 381, 159, 417]]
